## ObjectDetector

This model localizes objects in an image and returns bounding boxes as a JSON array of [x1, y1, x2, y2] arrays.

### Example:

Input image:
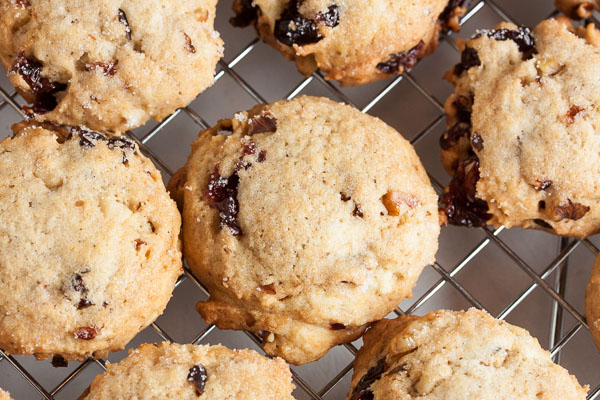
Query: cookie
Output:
[[78, 342, 295, 399], [347, 309, 588, 400], [169, 96, 440, 364], [585, 253, 600, 355], [0, 121, 182, 361], [0, 389, 11, 400], [0, 0, 223, 134], [556, 0, 600, 19], [439, 19, 600, 238], [231, 0, 467, 86]]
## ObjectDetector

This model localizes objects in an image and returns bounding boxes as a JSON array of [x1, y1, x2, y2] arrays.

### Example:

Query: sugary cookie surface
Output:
[[232, 0, 467, 85], [0, 0, 223, 133], [80, 343, 295, 400], [170, 96, 439, 364], [440, 19, 600, 237], [0, 122, 182, 360], [347, 309, 588, 400]]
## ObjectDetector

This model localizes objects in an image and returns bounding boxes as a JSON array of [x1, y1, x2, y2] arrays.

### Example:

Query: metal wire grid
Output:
[[0, 0, 599, 398]]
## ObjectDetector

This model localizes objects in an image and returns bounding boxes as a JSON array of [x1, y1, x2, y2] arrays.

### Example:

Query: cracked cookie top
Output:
[[170, 96, 439, 364], [232, 0, 467, 85], [347, 309, 588, 400], [0, 121, 182, 361], [0, 0, 223, 134], [440, 19, 600, 237]]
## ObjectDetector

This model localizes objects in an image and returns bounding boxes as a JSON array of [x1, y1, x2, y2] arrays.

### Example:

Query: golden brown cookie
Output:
[[0, 0, 223, 134], [347, 309, 588, 399], [0, 121, 182, 361], [170, 96, 439, 364], [231, 0, 467, 86], [439, 19, 600, 237], [79, 342, 295, 400]]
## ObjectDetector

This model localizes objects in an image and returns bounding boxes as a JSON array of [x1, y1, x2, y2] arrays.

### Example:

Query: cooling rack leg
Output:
[[550, 237, 570, 363]]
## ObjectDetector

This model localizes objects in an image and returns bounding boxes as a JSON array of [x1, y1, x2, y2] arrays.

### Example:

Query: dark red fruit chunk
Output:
[[77, 298, 93, 309], [231, 0, 259, 27], [376, 41, 425, 75], [477, 27, 537, 60], [329, 323, 345, 330], [350, 358, 387, 400], [243, 140, 256, 155], [84, 61, 118, 76], [68, 126, 107, 147], [352, 204, 364, 218], [51, 355, 68, 368], [453, 46, 481, 76], [107, 136, 137, 153], [534, 179, 552, 191], [274, 0, 323, 46], [440, 156, 491, 227], [471, 132, 483, 151], [315, 5, 340, 27], [248, 115, 277, 135], [187, 364, 208, 396], [257, 150, 266, 163], [439, 122, 470, 150], [184, 33, 196, 53], [11, 51, 67, 114], [439, 0, 469, 23], [565, 106, 584, 124], [206, 166, 242, 235], [72, 273, 87, 294], [554, 199, 590, 221], [118, 9, 132, 40], [440, 95, 473, 150], [75, 327, 97, 340]]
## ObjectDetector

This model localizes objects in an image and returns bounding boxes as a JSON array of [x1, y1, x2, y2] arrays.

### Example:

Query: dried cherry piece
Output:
[[376, 41, 425, 75], [77, 298, 93, 309], [118, 9, 132, 40], [554, 199, 590, 221], [534, 179, 552, 191], [11, 51, 67, 114], [206, 166, 242, 235], [315, 5, 340, 27], [257, 150, 266, 163], [84, 61, 118, 76], [350, 358, 387, 400], [478, 27, 537, 60], [439, 122, 471, 150], [75, 327, 98, 340], [187, 364, 208, 396], [51, 355, 68, 368], [68, 127, 107, 148], [184, 33, 196, 53], [352, 204, 364, 218], [440, 155, 491, 227], [439, 0, 469, 25], [231, 0, 260, 27], [471, 132, 483, 151], [453, 46, 481, 76], [248, 115, 277, 135], [274, 0, 323, 46], [72, 273, 88, 294], [259, 283, 276, 294], [329, 323, 345, 330], [107, 136, 137, 153], [453, 95, 473, 123], [243, 140, 256, 155]]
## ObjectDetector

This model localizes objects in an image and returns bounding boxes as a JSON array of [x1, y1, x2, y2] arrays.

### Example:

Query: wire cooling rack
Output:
[[1, 0, 600, 398]]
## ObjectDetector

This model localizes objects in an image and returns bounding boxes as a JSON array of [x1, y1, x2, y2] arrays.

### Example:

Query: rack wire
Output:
[[1, 0, 600, 398]]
